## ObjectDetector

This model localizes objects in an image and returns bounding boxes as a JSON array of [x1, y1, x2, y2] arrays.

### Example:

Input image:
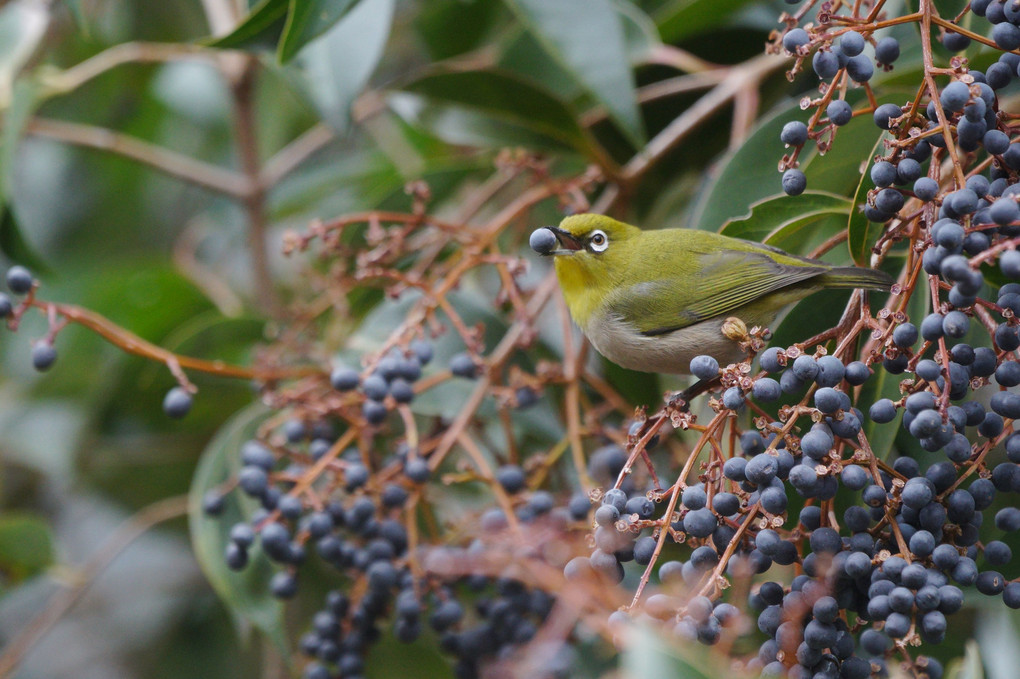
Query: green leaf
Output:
[[620, 621, 715, 679], [687, 100, 802, 232], [615, 0, 661, 64], [413, 0, 507, 61], [979, 609, 1018, 679], [188, 404, 288, 655], [720, 191, 852, 243], [0, 513, 54, 583], [290, 0, 394, 133], [62, 0, 89, 34], [857, 352, 904, 462], [653, 0, 749, 43], [689, 90, 915, 234], [0, 206, 45, 271], [769, 288, 854, 352], [502, 0, 645, 147], [846, 131, 888, 266], [277, 0, 362, 63], [399, 67, 608, 162], [949, 639, 985, 679], [1, 79, 47, 270], [207, 0, 288, 50], [860, 255, 923, 461]]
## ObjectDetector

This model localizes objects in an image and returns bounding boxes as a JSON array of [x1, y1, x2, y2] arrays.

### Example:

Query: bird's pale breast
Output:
[[584, 311, 747, 373]]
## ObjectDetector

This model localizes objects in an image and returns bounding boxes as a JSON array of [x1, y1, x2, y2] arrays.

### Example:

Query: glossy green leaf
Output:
[[399, 68, 606, 162], [188, 404, 288, 655], [720, 191, 852, 243], [503, 0, 645, 147], [207, 0, 288, 50], [653, 0, 749, 43], [846, 132, 888, 266], [291, 0, 393, 133], [277, 0, 363, 63], [0, 513, 54, 583]]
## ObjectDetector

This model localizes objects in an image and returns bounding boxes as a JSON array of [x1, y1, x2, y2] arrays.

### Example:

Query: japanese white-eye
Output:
[[530, 214, 893, 373]]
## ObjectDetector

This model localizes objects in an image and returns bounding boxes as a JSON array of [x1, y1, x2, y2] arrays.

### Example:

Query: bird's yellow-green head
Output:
[[529, 214, 642, 326]]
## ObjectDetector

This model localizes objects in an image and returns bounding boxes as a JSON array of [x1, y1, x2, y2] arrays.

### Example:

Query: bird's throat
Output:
[[553, 257, 603, 329]]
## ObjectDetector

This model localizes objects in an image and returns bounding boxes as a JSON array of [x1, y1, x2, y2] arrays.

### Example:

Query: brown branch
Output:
[[21, 298, 316, 381], [622, 53, 786, 183], [0, 495, 190, 678], [261, 123, 336, 188], [229, 57, 280, 315], [25, 118, 250, 198]]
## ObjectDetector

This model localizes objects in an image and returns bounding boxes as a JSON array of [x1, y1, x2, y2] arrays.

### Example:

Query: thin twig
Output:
[[0, 495, 190, 678], [25, 118, 250, 198]]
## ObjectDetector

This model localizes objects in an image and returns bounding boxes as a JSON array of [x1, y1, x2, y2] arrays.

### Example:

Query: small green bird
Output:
[[530, 214, 893, 374]]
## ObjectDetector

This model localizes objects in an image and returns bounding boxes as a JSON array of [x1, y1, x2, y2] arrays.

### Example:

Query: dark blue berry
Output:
[[5, 266, 32, 294]]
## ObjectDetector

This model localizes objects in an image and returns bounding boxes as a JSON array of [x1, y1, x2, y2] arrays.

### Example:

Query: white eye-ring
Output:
[[589, 230, 609, 252]]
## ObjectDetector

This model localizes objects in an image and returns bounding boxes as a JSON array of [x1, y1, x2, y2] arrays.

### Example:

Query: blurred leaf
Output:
[[414, 0, 506, 61], [799, 92, 915, 196], [933, 0, 968, 17], [620, 621, 714, 679], [207, 0, 288, 50], [189, 404, 289, 656], [615, 0, 661, 64], [858, 353, 905, 462], [604, 360, 661, 411], [653, 0, 748, 43], [400, 68, 604, 161], [876, 264, 929, 462], [769, 288, 853, 351], [499, 29, 582, 102], [277, 0, 363, 63], [291, 0, 394, 133], [0, 205, 47, 271], [948, 639, 985, 679], [979, 609, 1018, 679], [687, 100, 801, 232], [691, 91, 912, 234], [347, 289, 509, 420], [0, 513, 54, 583], [62, 0, 88, 34], [847, 132, 888, 266], [502, 0, 645, 147], [396, 96, 577, 154], [720, 191, 852, 242], [0, 79, 47, 270]]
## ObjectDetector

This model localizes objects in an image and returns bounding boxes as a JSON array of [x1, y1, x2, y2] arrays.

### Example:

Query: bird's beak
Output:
[[531, 226, 583, 256]]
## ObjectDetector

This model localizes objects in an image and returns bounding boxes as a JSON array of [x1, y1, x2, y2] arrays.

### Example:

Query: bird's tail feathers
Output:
[[819, 266, 894, 291]]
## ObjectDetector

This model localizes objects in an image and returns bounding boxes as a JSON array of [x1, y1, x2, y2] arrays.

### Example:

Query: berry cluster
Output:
[[559, 325, 1019, 679]]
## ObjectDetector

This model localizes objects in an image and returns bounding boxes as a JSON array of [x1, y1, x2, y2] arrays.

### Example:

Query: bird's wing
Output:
[[606, 250, 827, 336]]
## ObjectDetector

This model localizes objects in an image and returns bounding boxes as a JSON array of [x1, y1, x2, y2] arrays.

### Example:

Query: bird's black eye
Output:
[[589, 230, 608, 252]]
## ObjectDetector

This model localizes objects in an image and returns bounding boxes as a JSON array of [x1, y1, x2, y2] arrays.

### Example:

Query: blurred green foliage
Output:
[[1, 0, 1018, 677]]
